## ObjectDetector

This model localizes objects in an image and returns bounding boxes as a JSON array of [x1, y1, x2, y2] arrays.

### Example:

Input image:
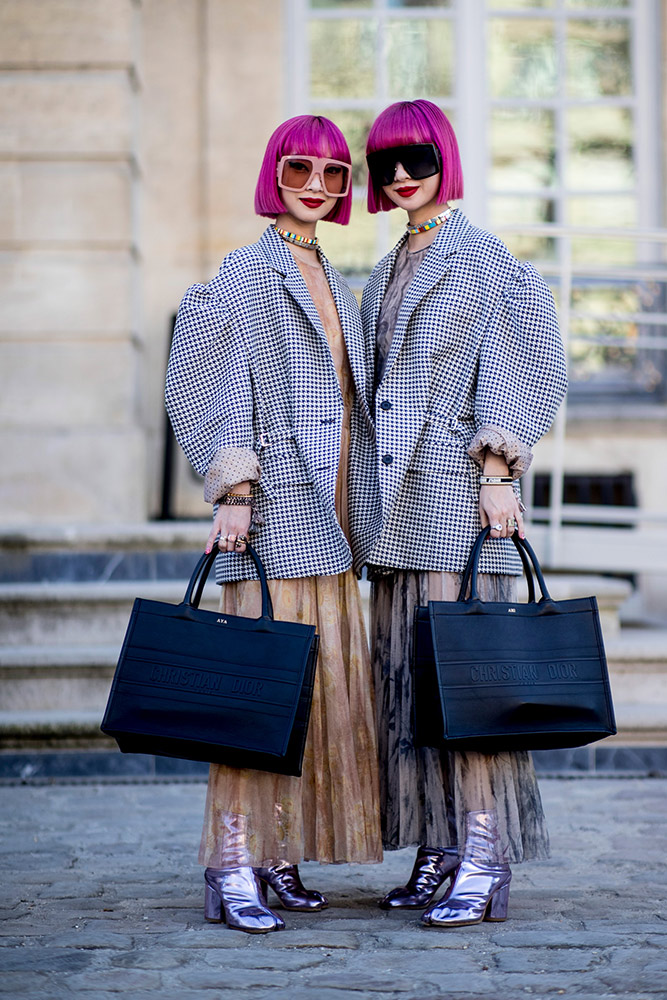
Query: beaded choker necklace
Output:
[[406, 207, 453, 236], [274, 226, 319, 250]]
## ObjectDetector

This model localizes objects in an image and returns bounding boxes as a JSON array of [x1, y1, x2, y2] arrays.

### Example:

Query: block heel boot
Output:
[[204, 866, 285, 933], [379, 846, 460, 909], [422, 810, 511, 928], [255, 862, 328, 911]]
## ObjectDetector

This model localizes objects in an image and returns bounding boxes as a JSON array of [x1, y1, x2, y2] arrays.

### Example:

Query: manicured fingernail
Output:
[[205, 547, 211, 554]]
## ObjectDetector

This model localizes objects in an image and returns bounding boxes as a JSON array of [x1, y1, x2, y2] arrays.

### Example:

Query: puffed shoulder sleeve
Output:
[[468, 261, 568, 477], [165, 276, 259, 502]]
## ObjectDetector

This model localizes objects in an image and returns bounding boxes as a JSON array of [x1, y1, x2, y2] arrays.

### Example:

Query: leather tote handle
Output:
[[458, 527, 535, 603], [184, 541, 274, 620], [459, 526, 551, 604]]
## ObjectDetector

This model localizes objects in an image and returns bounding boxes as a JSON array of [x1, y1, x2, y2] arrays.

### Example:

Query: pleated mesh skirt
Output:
[[199, 570, 383, 868], [371, 569, 550, 863]]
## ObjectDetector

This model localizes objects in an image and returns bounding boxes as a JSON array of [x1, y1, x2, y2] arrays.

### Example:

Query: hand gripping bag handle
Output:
[[458, 526, 552, 605], [185, 541, 274, 620]]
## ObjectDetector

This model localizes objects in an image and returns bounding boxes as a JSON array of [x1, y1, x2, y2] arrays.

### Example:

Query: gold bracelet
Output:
[[220, 493, 253, 506]]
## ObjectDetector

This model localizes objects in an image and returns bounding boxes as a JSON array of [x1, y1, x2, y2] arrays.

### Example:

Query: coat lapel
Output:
[[320, 256, 373, 425], [256, 226, 373, 515], [367, 211, 474, 520], [380, 210, 471, 384], [365, 234, 406, 352]]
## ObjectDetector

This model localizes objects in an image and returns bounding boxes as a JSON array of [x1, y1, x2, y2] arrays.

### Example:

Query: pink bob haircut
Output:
[[255, 115, 352, 226], [366, 100, 463, 214]]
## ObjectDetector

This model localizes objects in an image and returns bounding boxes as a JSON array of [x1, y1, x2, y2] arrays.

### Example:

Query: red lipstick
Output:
[[396, 186, 419, 197], [300, 198, 326, 208]]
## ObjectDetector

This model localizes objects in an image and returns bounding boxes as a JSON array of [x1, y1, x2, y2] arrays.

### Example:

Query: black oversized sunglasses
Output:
[[366, 143, 441, 187]]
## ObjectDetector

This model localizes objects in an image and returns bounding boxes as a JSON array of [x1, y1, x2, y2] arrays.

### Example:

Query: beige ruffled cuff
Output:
[[467, 424, 532, 479], [204, 447, 261, 504]]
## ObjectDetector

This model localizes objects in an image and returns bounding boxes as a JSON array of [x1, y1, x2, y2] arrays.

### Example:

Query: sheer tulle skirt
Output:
[[371, 570, 550, 862], [199, 570, 383, 868]]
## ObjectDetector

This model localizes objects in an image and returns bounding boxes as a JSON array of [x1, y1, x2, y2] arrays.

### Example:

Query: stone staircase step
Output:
[[0, 644, 119, 712], [0, 710, 110, 749], [0, 579, 220, 646], [604, 628, 667, 738], [0, 630, 665, 750]]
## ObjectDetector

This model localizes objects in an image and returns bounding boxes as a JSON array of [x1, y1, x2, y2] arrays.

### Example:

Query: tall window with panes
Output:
[[286, 0, 664, 404]]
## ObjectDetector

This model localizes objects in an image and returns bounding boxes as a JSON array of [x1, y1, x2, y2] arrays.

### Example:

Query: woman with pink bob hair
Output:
[[360, 100, 568, 928], [166, 115, 382, 934]]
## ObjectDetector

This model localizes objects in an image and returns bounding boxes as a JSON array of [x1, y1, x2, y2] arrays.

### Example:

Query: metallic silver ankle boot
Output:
[[422, 810, 511, 928], [379, 846, 459, 909], [255, 861, 328, 911], [204, 867, 285, 934]]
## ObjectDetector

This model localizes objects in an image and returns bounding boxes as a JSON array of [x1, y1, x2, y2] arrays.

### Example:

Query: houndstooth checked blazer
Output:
[[165, 225, 376, 584], [358, 209, 568, 576]]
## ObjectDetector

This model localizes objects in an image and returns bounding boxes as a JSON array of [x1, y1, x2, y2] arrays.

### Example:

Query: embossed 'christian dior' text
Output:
[[150, 665, 222, 691], [469, 662, 579, 684], [470, 663, 539, 684], [148, 666, 266, 697], [230, 678, 264, 698]]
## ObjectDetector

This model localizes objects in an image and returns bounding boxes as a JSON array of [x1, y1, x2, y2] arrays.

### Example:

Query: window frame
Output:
[[286, 0, 665, 405]]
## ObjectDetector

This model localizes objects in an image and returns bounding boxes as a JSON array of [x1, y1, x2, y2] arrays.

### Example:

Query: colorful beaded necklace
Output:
[[406, 207, 453, 236], [274, 226, 319, 250]]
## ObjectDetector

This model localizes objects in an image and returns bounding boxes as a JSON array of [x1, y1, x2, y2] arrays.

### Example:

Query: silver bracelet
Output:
[[479, 475, 514, 485]]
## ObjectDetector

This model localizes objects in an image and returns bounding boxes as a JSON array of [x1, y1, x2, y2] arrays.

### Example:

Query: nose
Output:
[[307, 170, 324, 192], [393, 161, 410, 182]]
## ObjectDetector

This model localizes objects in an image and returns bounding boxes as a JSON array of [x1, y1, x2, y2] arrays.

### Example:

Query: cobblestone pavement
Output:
[[0, 776, 666, 1000]]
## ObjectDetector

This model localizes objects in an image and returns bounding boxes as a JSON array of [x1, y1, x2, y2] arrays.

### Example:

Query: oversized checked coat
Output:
[[358, 209, 568, 576], [165, 225, 376, 583]]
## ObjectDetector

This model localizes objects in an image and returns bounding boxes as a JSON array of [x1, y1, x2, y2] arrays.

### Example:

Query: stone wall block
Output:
[[205, 0, 284, 263], [0, 0, 135, 65], [0, 162, 132, 243], [0, 72, 134, 155], [0, 250, 133, 334], [0, 428, 147, 523], [0, 340, 139, 428], [0, 163, 20, 238]]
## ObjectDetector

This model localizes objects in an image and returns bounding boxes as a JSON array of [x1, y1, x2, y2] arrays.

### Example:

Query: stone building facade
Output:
[[1, 0, 666, 572]]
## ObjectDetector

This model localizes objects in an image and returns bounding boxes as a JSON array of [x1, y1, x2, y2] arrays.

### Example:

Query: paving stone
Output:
[[490, 930, 647, 949], [367, 930, 474, 950], [42, 929, 135, 950], [262, 930, 361, 949], [0, 946, 93, 973], [137, 927, 252, 950], [64, 968, 163, 991], [108, 948, 190, 969], [173, 967, 291, 990], [1, 778, 666, 998], [303, 972, 434, 993], [0, 972, 54, 997], [202, 949, 328, 971], [494, 946, 608, 973]]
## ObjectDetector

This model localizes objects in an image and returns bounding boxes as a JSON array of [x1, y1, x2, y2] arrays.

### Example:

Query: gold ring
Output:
[[237, 534, 248, 543]]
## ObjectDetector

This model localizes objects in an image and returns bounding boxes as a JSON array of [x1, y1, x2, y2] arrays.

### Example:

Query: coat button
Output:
[[379, 400, 392, 410], [382, 454, 393, 465]]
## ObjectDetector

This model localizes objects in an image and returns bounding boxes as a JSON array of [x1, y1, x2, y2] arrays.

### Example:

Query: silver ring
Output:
[[492, 523, 503, 531]]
